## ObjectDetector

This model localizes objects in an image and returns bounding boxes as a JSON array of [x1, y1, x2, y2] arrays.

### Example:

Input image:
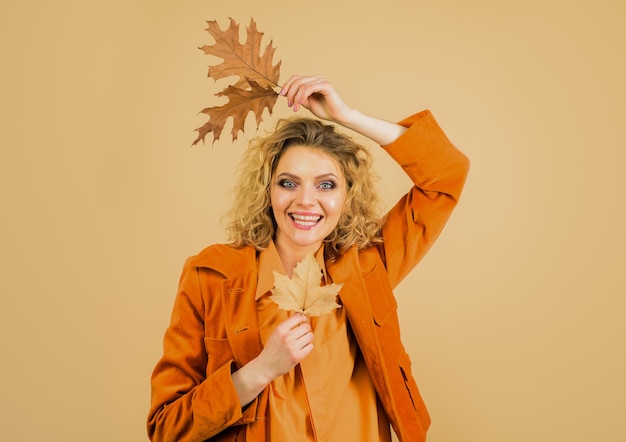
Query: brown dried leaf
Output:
[[193, 79, 278, 145], [193, 17, 281, 146], [201, 17, 281, 89], [269, 252, 343, 317]]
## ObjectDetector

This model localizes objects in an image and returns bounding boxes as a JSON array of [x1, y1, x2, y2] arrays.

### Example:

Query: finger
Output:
[[279, 75, 306, 103], [291, 321, 312, 341], [296, 332, 314, 357], [281, 316, 312, 342], [279, 74, 302, 95], [292, 77, 329, 109], [291, 330, 314, 356], [283, 78, 310, 109], [280, 312, 308, 331], [280, 75, 327, 110]]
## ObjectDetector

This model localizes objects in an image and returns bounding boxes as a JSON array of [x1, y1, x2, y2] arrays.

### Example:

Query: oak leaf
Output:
[[193, 17, 281, 146], [269, 252, 343, 317]]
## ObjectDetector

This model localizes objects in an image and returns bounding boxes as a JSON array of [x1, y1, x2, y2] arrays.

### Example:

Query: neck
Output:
[[274, 241, 321, 277]]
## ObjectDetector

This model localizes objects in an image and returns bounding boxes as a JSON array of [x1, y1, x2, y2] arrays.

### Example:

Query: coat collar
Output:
[[189, 243, 256, 278], [255, 241, 284, 301]]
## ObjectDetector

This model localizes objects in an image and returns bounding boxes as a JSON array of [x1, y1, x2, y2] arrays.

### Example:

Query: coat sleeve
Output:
[[147, 257, 259, 442], [379, 110, 470, 287]]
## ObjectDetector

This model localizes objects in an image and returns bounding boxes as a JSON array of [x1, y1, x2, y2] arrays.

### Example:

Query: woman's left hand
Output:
[[279, 74, 407, 146], [279, 75, 353, 124]]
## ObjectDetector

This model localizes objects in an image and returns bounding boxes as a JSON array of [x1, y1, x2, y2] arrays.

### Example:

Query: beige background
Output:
[[1, 0, 624, 441]]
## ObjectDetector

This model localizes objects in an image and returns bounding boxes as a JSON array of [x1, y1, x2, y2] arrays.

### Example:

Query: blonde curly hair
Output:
[[223, 117, 384, 259]]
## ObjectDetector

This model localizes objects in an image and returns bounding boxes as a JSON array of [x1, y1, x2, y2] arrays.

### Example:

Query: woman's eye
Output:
[[318, 181, 336, 190], [279, 179, 296, 189]]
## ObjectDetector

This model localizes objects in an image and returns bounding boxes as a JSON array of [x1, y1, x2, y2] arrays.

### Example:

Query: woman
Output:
[[148, 75, 470, 441]]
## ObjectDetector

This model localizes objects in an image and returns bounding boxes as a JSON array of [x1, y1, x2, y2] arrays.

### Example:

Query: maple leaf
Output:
[[193, 17, 281, 146], [269, 252, 343, 317]]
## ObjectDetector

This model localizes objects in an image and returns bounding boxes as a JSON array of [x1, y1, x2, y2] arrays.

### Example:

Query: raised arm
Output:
[[279, 74, 407, 145], [281, 75, 470, 286]]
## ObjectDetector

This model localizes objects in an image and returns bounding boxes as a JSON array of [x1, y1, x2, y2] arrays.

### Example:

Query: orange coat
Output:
[[148, 110, 470, 442]]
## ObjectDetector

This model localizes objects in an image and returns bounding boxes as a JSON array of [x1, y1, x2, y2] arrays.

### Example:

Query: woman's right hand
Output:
[[231, 313, 314, 406], [259, 313, 314, 378]]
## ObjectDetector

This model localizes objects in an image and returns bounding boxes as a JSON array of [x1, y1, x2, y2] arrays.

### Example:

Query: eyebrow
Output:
[[276, 172, 340, 181]]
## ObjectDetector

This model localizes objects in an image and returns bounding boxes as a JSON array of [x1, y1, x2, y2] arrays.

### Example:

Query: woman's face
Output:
[[270, 145, 347, 255]]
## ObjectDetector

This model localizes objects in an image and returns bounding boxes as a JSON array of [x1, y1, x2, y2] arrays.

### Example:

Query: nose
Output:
[[296, 185, 316, 206]]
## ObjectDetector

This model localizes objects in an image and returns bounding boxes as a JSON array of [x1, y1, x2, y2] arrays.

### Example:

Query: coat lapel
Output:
[[327, 246, 395, 423]]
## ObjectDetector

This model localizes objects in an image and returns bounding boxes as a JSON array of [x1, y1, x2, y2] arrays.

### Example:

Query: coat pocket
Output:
[[399, 352, 429, 422], [362, 264, 398, 326], [203, 337, 235, 377]]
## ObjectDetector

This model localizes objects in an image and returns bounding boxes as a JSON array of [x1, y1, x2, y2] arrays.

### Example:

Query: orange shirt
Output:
[[255, 242, 391, 441]]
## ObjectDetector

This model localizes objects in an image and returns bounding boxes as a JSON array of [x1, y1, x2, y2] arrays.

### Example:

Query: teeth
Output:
[[292, 214, 320, 221], [291, 214, 321, 226]]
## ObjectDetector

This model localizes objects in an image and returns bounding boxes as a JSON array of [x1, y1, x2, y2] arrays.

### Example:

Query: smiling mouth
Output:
[[289, 213, 323, 228]]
